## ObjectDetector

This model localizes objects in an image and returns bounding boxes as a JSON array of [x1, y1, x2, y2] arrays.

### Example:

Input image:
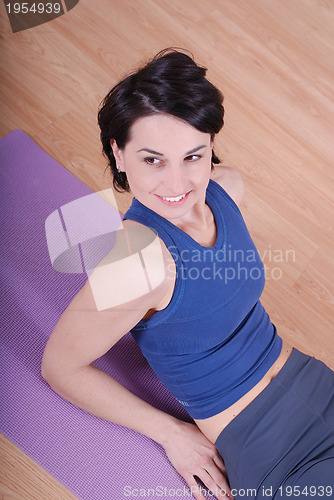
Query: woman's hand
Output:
[[162, 420, 233, 499]]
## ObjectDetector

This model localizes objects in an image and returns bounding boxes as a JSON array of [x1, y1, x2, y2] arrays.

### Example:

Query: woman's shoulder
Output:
[[86, 218, 174, 312], [210, 166, 244, 207]]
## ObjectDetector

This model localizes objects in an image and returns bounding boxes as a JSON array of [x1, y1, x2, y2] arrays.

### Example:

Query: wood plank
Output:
[[1, 0, 333, 496]]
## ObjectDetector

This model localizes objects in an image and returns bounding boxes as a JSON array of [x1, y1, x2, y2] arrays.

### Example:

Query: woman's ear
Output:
[[110, 139, 125, 172]]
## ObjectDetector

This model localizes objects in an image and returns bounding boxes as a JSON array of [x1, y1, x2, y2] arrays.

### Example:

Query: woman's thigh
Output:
[[276, 457, 334, 499], [215, 349, 334, 499]]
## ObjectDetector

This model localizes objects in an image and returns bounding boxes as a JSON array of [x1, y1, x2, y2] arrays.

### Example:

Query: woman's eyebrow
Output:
[[137, 148, 164, 155], [185, 145, 207, 155], [136, 145, 207, 156]]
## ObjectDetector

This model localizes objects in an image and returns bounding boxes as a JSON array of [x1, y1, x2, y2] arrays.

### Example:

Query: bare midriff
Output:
[[194, 339, 294, 444]]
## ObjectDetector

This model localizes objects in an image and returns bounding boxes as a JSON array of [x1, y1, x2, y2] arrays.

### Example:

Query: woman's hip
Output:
[[195, 339, 293, 443], [215, 348, 334, 499]]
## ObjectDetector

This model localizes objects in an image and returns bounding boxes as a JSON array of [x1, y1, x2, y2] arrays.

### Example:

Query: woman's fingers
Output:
[[184, 475, 207, 500], [211, 452, 234, 497], [213, 452, 228, 474], [161, 420, 234, 499], [184, 461, 233, 499], [197, 468, 232, 499], [200, 448, 233, 497]]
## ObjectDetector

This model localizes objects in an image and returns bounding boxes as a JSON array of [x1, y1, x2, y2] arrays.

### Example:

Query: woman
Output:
[[42, 49, 334, 499]]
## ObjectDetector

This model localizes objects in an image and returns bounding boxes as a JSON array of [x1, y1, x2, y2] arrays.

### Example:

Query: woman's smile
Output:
[[156, 191, 191, 206]]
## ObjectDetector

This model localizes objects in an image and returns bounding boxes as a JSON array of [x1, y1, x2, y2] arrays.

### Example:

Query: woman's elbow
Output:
[[41, 349, 56, 385], [41, 346, 67, 390]]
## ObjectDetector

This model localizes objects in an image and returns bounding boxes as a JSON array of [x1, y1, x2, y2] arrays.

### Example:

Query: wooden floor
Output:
[[0, 0, 333, 498]]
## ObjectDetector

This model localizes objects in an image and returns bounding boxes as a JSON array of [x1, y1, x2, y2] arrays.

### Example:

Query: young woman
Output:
[[42, 49, 334, 500]]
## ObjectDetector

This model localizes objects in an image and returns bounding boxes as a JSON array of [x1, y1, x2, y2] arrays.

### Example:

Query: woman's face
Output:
[[111, 114, 213, 222]]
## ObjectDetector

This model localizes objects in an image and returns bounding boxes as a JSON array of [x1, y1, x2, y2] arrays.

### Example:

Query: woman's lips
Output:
[[156, 191, 191, 206]]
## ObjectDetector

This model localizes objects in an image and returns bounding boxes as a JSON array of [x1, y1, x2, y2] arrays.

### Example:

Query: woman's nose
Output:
[[165, 165, 185, 194]]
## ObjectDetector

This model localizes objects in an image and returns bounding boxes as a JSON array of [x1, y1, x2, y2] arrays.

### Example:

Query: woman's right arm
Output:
[[41, 231, 232, 499], [41, 261, 178, 444]]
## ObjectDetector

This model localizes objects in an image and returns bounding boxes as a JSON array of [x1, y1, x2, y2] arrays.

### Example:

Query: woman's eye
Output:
[[185, 154, 202, 162], [144, 157, 161, 166]]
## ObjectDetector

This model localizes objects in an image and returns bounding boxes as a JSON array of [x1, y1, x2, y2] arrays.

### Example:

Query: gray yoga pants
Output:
[[215, 348, 334, 499]]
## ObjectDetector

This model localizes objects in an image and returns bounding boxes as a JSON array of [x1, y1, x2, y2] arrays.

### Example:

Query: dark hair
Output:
[[98, 48, 225, 192]]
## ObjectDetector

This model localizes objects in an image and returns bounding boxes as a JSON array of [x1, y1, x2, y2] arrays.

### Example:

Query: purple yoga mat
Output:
[[0, 130, 193, 499]]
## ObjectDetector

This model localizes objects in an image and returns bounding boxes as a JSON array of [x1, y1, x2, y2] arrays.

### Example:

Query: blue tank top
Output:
[[123, 179, 282, 419]]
